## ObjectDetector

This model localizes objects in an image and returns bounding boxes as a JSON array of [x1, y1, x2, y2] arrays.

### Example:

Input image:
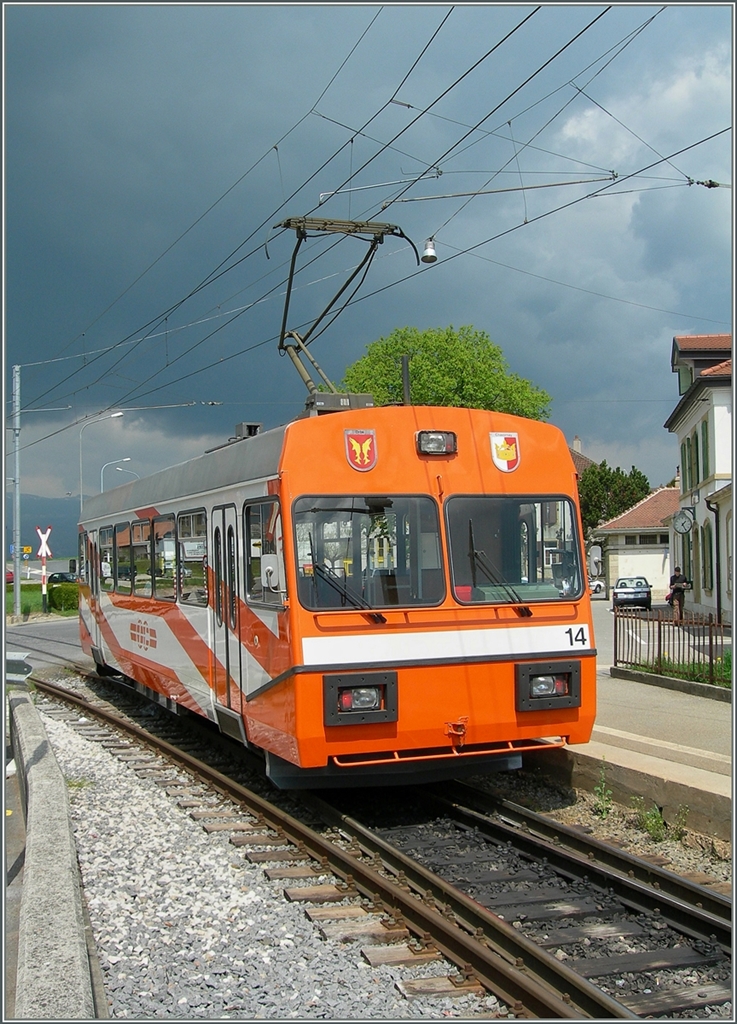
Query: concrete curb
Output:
[[610, 666, 732, 702], [522, 745, 731, 841], [9, 691, 95, 1020]]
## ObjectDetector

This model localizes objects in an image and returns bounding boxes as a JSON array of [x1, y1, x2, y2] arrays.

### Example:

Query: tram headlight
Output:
[[529, 673, 570, 697], [338, 686, 382, 711], [416, 430, 457, 455]]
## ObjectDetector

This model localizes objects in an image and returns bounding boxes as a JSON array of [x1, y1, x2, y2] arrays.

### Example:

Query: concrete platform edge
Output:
[[9, 691, 96, 1020], [522, 746, 732, 842], [609, 666, 732, 702]]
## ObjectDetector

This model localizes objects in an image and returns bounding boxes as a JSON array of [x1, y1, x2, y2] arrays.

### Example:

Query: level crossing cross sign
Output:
[[36, 526, 53, 559]]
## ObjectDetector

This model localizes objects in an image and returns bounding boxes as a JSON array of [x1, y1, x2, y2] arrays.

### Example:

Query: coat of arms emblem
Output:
[[490, 432, 520, 472], [345, 429, 377, 471]]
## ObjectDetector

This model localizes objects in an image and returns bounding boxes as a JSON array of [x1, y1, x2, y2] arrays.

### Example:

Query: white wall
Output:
[[606, 543, 671, 600]]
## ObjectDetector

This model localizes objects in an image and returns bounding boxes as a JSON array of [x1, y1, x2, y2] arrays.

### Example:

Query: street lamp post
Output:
[[116, 466, 140, 480], [101, 457, 131, 492], [79, 413, 123, 515]]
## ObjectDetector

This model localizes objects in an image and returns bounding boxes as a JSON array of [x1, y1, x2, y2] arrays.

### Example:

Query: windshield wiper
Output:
[[306, 533, 386, 623], [314, 564, 387, 624], [468, 520, 528, 610]]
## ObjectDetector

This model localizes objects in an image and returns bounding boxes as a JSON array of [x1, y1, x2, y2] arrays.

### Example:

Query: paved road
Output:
[[5, 616, 93, 674]]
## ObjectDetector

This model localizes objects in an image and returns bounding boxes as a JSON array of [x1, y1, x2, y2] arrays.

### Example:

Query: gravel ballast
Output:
[[40, 712, 502, 1020]]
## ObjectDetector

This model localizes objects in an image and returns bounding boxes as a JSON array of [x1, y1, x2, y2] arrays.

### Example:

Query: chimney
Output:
[[573, 436, 582, 454]]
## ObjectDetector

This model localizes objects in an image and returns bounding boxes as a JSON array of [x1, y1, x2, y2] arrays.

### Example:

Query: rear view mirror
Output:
[[261, 554, 281, 592]]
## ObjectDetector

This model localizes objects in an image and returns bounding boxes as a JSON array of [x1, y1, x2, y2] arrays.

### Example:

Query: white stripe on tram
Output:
[[302, 623, 592, 667]]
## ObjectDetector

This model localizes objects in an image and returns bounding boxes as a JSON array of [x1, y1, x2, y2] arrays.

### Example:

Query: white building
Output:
[[664, 334, 732, 624], [592, 487, 679, 601]]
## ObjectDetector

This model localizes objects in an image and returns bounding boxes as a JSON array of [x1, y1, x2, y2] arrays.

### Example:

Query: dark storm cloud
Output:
[[4, 3, 732, 506]]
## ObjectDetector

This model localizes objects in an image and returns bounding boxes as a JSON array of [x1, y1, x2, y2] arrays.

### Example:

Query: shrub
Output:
[[48, 582, 79, 612]]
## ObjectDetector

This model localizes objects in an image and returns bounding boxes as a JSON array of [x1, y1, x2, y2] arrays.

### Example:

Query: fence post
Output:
[[613, 607, 618, 666], [708, 613, 714, 685], [656, 612, 662, 675]]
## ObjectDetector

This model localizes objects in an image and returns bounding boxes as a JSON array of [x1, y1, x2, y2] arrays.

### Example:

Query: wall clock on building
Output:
[[673, 509, 693, 534]]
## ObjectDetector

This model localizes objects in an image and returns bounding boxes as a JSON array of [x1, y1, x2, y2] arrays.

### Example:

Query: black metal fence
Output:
[[614, 608, 732, 686]]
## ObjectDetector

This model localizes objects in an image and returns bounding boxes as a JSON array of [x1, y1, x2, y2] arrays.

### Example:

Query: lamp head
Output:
[[421, 238, 437, 263]]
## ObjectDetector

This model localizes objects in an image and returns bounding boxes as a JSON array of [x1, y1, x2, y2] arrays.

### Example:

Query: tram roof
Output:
[[79, 423, 287, 525]]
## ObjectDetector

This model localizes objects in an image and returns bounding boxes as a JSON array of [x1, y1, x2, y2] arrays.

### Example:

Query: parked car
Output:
[[6, 569, 13, 584], [612, 576, 652, 611], [48, 572, 78, 584], [588, 577, 604, 595]]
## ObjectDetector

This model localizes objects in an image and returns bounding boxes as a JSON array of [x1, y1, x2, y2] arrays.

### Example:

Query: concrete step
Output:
[[592, 725, 732, 777]]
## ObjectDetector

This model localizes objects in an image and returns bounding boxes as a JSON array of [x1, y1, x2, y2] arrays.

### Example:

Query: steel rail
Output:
[[442, 780, 732, 922], [299, 793, 637, 1020], [33, 678, 634, 1019], [424, 788, 731, 952]]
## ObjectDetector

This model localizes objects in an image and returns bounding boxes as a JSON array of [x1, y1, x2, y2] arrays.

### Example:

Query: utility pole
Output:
[[12, 365, 21, 619]]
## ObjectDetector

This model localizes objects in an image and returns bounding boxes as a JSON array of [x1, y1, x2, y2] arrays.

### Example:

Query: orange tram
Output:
[[78, 403, 596, 788]]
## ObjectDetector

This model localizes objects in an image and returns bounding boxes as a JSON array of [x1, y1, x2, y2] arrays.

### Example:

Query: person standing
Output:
[[669, 566, 688, 622]]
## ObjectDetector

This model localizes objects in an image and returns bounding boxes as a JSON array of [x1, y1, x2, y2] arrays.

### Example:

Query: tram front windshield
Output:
[[446, 495, 584, 603], [294, 495, 444, 610]]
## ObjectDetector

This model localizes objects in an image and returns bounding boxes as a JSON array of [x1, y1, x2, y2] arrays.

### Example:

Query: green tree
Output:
[[342, 325, 551, 419], [578, 461, 651, 537]]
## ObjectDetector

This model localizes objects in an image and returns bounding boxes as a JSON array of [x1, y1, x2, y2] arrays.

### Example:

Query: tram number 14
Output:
[[565, 627, 588, 646]]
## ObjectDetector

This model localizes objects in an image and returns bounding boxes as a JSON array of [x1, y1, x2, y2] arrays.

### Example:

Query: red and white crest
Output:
[[345, 429, 377, 471], [490, 432, 520, 473]]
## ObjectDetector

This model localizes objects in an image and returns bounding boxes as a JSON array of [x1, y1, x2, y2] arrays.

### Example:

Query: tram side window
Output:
[[99, 527, 114, 592], [132, 520, 152, 596], [153, 515, 176, 601], [177, 511, 208, 606], [245, 501, 286, 606], [114, 523, 132, 593], [79, 532, 87, 585]]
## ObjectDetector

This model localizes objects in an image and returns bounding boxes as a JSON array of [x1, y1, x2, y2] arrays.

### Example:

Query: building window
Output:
[[659, 534, 669, 544], [726, 511, 732, 597], [685, 437, 692, 491], [638, 535, 651, 545], [701, 419, 709, 479], [691, 431, 700, 486], [625, 535, 636, 545], [681, 441, 689, 492]]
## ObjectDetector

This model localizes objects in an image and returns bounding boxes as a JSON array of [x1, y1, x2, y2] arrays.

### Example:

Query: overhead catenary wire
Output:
[[34, 116, 731, 425], [21, 6, 458, 411], [63, 124, 731, 423], [17, 6, 663, 415], [21, 6, 529, 412], [402, 6, 666, 239], [18, 7, 732, 444], [46, 6, 386, 365]]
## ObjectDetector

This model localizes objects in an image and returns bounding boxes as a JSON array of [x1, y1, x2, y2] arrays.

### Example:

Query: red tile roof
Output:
[[700, 358, 732, 378], [569, 447, 596, 475], [596, 487, 680, 531], [673, 333, 731, 353]]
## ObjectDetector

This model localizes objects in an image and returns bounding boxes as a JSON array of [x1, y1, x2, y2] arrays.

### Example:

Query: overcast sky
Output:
[[3, 2, 733, 509]]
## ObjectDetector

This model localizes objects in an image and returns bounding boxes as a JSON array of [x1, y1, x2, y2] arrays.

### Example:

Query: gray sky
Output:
[[4, 3, 733, 507]]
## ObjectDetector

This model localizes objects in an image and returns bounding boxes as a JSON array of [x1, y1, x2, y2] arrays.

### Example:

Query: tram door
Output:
[[211, 505, 242, 716], [87, 529, 102, 649]]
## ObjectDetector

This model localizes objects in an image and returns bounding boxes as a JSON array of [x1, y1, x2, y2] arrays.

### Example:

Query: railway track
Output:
[[28, 673, 731, 1019]]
